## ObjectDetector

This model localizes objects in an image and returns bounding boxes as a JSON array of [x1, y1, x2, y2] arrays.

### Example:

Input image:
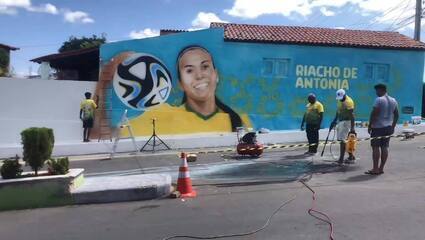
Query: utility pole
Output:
[[414, 0, 422, 40]]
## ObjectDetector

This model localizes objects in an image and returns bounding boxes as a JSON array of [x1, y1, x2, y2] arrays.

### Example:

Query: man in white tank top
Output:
[[367, 83, 399, 175]]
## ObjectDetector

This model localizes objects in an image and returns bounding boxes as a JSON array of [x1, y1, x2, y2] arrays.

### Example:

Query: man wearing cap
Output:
[[366, 83, 398, 175], [331, 89, 355, 164], [301, 93, 324, 154]]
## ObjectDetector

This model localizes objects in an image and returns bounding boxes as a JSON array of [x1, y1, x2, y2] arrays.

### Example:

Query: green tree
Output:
[[21, 127, 55, 176], [58, 34, 106, 53], [0, 48, 9, 77]]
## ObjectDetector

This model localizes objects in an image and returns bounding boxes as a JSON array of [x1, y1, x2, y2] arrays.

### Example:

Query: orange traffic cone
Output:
[[177, 152, 197, 198]]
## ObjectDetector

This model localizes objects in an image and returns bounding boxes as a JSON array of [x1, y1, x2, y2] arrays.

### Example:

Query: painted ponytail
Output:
[[180, 94, 242, 131], [215, 96, 243, 131]]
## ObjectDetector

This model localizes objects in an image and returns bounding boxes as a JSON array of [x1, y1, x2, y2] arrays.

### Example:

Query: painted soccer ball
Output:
[[113, 53, 172, 110]]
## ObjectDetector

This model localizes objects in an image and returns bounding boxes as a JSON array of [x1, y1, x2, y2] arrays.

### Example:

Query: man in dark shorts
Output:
[[80, 92, 98, 142], [366, 84, 399, 175]]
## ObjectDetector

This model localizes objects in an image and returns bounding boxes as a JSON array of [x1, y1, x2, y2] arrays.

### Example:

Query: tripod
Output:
[[140, 118, 171, 152]]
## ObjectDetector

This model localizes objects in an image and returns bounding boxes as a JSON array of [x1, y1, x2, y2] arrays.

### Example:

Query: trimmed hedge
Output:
[[47, 157, 69, 175], [0, 155, 22, 179], [21, 127, 54, 176]]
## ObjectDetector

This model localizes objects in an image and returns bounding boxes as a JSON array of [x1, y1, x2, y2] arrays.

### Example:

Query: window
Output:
[[365, 64, 374, 79], [275, 59, 289, 77], [364, 63, 389, 82], [262, 59, 274, 76], [376, 65, 389, 82], [262, 58, 290, 78]]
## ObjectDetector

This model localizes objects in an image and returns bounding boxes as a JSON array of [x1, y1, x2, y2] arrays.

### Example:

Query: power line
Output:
[[384, 0, 415, 31], [386, 14, 416, 31], [346, 0, 407, 29], [391, 18, 416, 31]]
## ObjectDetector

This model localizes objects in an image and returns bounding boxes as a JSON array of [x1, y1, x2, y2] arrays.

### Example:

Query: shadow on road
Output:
[[340, 174, 379, 182], [280, 153, 310, 160], [221, 154, 260, 161]]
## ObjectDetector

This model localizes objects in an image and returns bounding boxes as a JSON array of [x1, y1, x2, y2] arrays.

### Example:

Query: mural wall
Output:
[[97, 28, 424, 136]]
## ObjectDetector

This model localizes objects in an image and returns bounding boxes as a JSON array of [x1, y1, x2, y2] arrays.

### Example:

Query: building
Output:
[[94, 23, 425, 136], [0, 43, 19, 77], [31, 46, 99, 81]]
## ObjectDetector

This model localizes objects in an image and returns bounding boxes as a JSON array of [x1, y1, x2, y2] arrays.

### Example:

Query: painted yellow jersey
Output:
[[127, 103, 252, 136]]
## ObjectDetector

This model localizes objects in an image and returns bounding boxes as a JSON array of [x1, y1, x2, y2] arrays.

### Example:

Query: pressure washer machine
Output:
[[236, 131, 264, 157]]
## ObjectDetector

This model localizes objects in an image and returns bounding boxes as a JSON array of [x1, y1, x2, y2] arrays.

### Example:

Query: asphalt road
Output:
[[1, 137, 425, 240]]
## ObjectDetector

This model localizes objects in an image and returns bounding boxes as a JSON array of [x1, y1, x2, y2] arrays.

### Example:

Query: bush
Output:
[[1, 155, 23, 179], [21, 127, 54, 176], [47, 157, 69, 175]]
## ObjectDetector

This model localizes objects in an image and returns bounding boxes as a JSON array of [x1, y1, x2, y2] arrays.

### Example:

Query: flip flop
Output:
[[364, 170, 380, 175]]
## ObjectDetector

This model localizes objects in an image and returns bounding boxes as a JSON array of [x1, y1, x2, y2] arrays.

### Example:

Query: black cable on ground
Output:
[[161, 195, 296, 240]]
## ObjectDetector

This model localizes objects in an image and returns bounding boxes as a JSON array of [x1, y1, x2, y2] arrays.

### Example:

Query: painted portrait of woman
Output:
[[95, 45, 251, 136], [176, 45, 248, 131]]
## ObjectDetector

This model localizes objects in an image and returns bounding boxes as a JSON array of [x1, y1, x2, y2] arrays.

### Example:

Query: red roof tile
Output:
[[210, 22, 425, 50]]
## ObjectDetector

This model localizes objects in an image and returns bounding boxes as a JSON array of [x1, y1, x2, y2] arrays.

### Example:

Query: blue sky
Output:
[[0, 0, 422, 76]]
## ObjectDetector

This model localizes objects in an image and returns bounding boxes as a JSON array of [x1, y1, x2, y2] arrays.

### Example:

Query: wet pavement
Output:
[[1, 136, 425, 240], [82, 148, 359, 185]]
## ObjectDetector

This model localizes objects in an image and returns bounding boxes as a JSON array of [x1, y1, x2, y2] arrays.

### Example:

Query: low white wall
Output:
[[0, 77, 96, 145], [1, 124, 424, 158]]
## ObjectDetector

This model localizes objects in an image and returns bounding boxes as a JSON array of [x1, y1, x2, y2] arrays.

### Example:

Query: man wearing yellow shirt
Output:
[[301, 93, 324, 154], [80, 92, 98, 142], [331, 89, 355, 164]]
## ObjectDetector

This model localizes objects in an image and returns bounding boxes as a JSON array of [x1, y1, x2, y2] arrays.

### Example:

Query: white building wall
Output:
[[0, 77, 96, 145]]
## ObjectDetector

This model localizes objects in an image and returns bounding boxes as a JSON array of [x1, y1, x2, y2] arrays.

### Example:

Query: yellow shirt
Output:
[[305, 101, 324, 125], [127, 103, 251, 136], [337, 95, 354, 121], [80, 99, 97, 119]]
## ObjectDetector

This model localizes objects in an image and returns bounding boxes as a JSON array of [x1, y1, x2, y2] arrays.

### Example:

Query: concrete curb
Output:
[[71, 174, 172, 204], [0, 169, 84, 211]]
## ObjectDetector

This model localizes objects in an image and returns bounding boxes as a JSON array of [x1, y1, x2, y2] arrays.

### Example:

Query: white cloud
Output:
[[64, 10, 94, 24], [0, 1, 94, 25], [0, 5, 17, 14], [225, 0, 313, 19], [0, 0, 31, 7], [225, 0, 416, 29], [359, 0, 416, 30], [0, 0, 29, 15], [191, 12, 228, 29], [320, 7, 335, 17], [129, 28, 160, 39], [27, 3, 58, 14], [0, 1, 59, 15]]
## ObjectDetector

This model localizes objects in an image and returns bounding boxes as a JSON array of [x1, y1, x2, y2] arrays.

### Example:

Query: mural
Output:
[[95, 28, 424, 137]]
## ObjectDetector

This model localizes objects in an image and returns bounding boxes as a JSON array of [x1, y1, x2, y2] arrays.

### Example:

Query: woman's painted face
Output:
[[178, 48, 217, 102]]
